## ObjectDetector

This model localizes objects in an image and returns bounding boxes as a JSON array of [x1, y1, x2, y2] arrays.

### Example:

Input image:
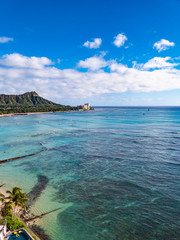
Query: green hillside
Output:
[[0, 91, 77, 114]]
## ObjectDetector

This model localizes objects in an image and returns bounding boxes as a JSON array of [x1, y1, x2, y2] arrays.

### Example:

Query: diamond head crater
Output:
[[0, 91, 93, 115]]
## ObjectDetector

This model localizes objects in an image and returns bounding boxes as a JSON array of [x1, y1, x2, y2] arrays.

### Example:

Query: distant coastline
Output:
[[0, 108, 95, 118], [0, 91, 94, 116], [0, 110, 76, 118]]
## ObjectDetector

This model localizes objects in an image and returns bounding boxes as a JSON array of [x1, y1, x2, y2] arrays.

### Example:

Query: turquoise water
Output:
[[0, 107, 180, 240]]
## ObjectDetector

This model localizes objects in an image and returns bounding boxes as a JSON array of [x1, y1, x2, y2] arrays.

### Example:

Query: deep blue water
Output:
[[0, 107, 180, 240]]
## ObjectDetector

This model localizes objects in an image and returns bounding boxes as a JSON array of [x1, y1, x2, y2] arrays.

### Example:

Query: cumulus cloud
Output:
[[0, 53, 53, 69], [113, 33, 127, 47], [0, 37, 14, 43], [77, 55, 109, 71], [134, 57, 179, 70], [0, 53, 180, 101], [142, 57, 178, 69], [83, 38, 102, 49], [153, 39, 175, 52]]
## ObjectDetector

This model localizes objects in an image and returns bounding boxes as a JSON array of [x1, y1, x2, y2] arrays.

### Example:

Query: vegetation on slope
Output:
[[0, 185, 28, 231], [0, 91, 77, 114]]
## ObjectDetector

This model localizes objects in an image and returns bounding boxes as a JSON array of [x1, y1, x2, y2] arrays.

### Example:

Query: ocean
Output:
[[0, 107, 180, 240]]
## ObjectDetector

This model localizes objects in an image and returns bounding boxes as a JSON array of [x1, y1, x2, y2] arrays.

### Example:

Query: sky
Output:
[[0, 0, 180, 106]]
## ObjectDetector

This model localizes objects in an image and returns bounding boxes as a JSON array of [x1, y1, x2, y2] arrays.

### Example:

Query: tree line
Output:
[[0, 184, 28, 231]]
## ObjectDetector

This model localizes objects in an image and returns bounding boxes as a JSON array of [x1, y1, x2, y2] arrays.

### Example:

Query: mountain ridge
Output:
[[0, 91, 77, 114], [0, 91, 39, 97]]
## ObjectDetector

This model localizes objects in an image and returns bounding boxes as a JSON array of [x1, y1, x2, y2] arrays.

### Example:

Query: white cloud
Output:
[[77, 55, 109, 71], [134, 57, 179, 70], [83, 38, 102, 49], [0, 53, 180, 101], [153, 39, 175, 52], [109, 62, 128, 73], [113, 33, 127, 47], [0, 53, 53, 69], [143, 57, 178, 69], [0, 37, 14, 43]]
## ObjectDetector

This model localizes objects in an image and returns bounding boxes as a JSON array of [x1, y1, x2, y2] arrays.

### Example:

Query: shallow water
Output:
[[0, 107, 180, 240]]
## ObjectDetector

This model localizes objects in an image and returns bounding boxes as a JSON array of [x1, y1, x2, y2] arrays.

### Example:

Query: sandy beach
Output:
[[0, 111, 62, 118], [0, 109, 81, 118]]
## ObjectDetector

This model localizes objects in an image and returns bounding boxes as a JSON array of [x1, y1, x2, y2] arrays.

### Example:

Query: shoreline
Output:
[[0, 110, 75, 118], [0, 108, 93, 118], [0, 186, 47, 240]]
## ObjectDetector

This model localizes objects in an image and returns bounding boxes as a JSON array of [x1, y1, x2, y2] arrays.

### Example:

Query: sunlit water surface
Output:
[[0, 107, 180, 240]]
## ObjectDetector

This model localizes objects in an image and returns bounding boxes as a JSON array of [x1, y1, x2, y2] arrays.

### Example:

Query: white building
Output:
[[0, 221, 6, 240], [83, 103, 90, 111]]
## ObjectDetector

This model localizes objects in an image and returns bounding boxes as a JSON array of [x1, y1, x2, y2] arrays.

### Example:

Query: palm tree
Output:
[[0, 192, 5, 203], [0, 184, 5, 196], [6, 186, 28, 221], [0, 192, 5, 207], [0, 184, 5, 205], [18, 192, 29, 211], [0, 184, 6, 217]]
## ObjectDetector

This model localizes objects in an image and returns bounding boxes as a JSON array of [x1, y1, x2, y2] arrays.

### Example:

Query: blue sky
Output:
[[0, 0, 180, 106]]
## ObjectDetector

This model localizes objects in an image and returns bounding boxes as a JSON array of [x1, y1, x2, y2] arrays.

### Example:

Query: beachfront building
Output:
[[0, 221, 6, 240], [83, 103, 90, 110], [78, 103, 91, 111], [0, 221, 35, 240], [7, 229, 34, 240]]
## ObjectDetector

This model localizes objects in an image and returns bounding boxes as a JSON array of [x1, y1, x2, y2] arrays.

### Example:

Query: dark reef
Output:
[[28, 175, 49, 205], [30, 224, 51, 240]]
